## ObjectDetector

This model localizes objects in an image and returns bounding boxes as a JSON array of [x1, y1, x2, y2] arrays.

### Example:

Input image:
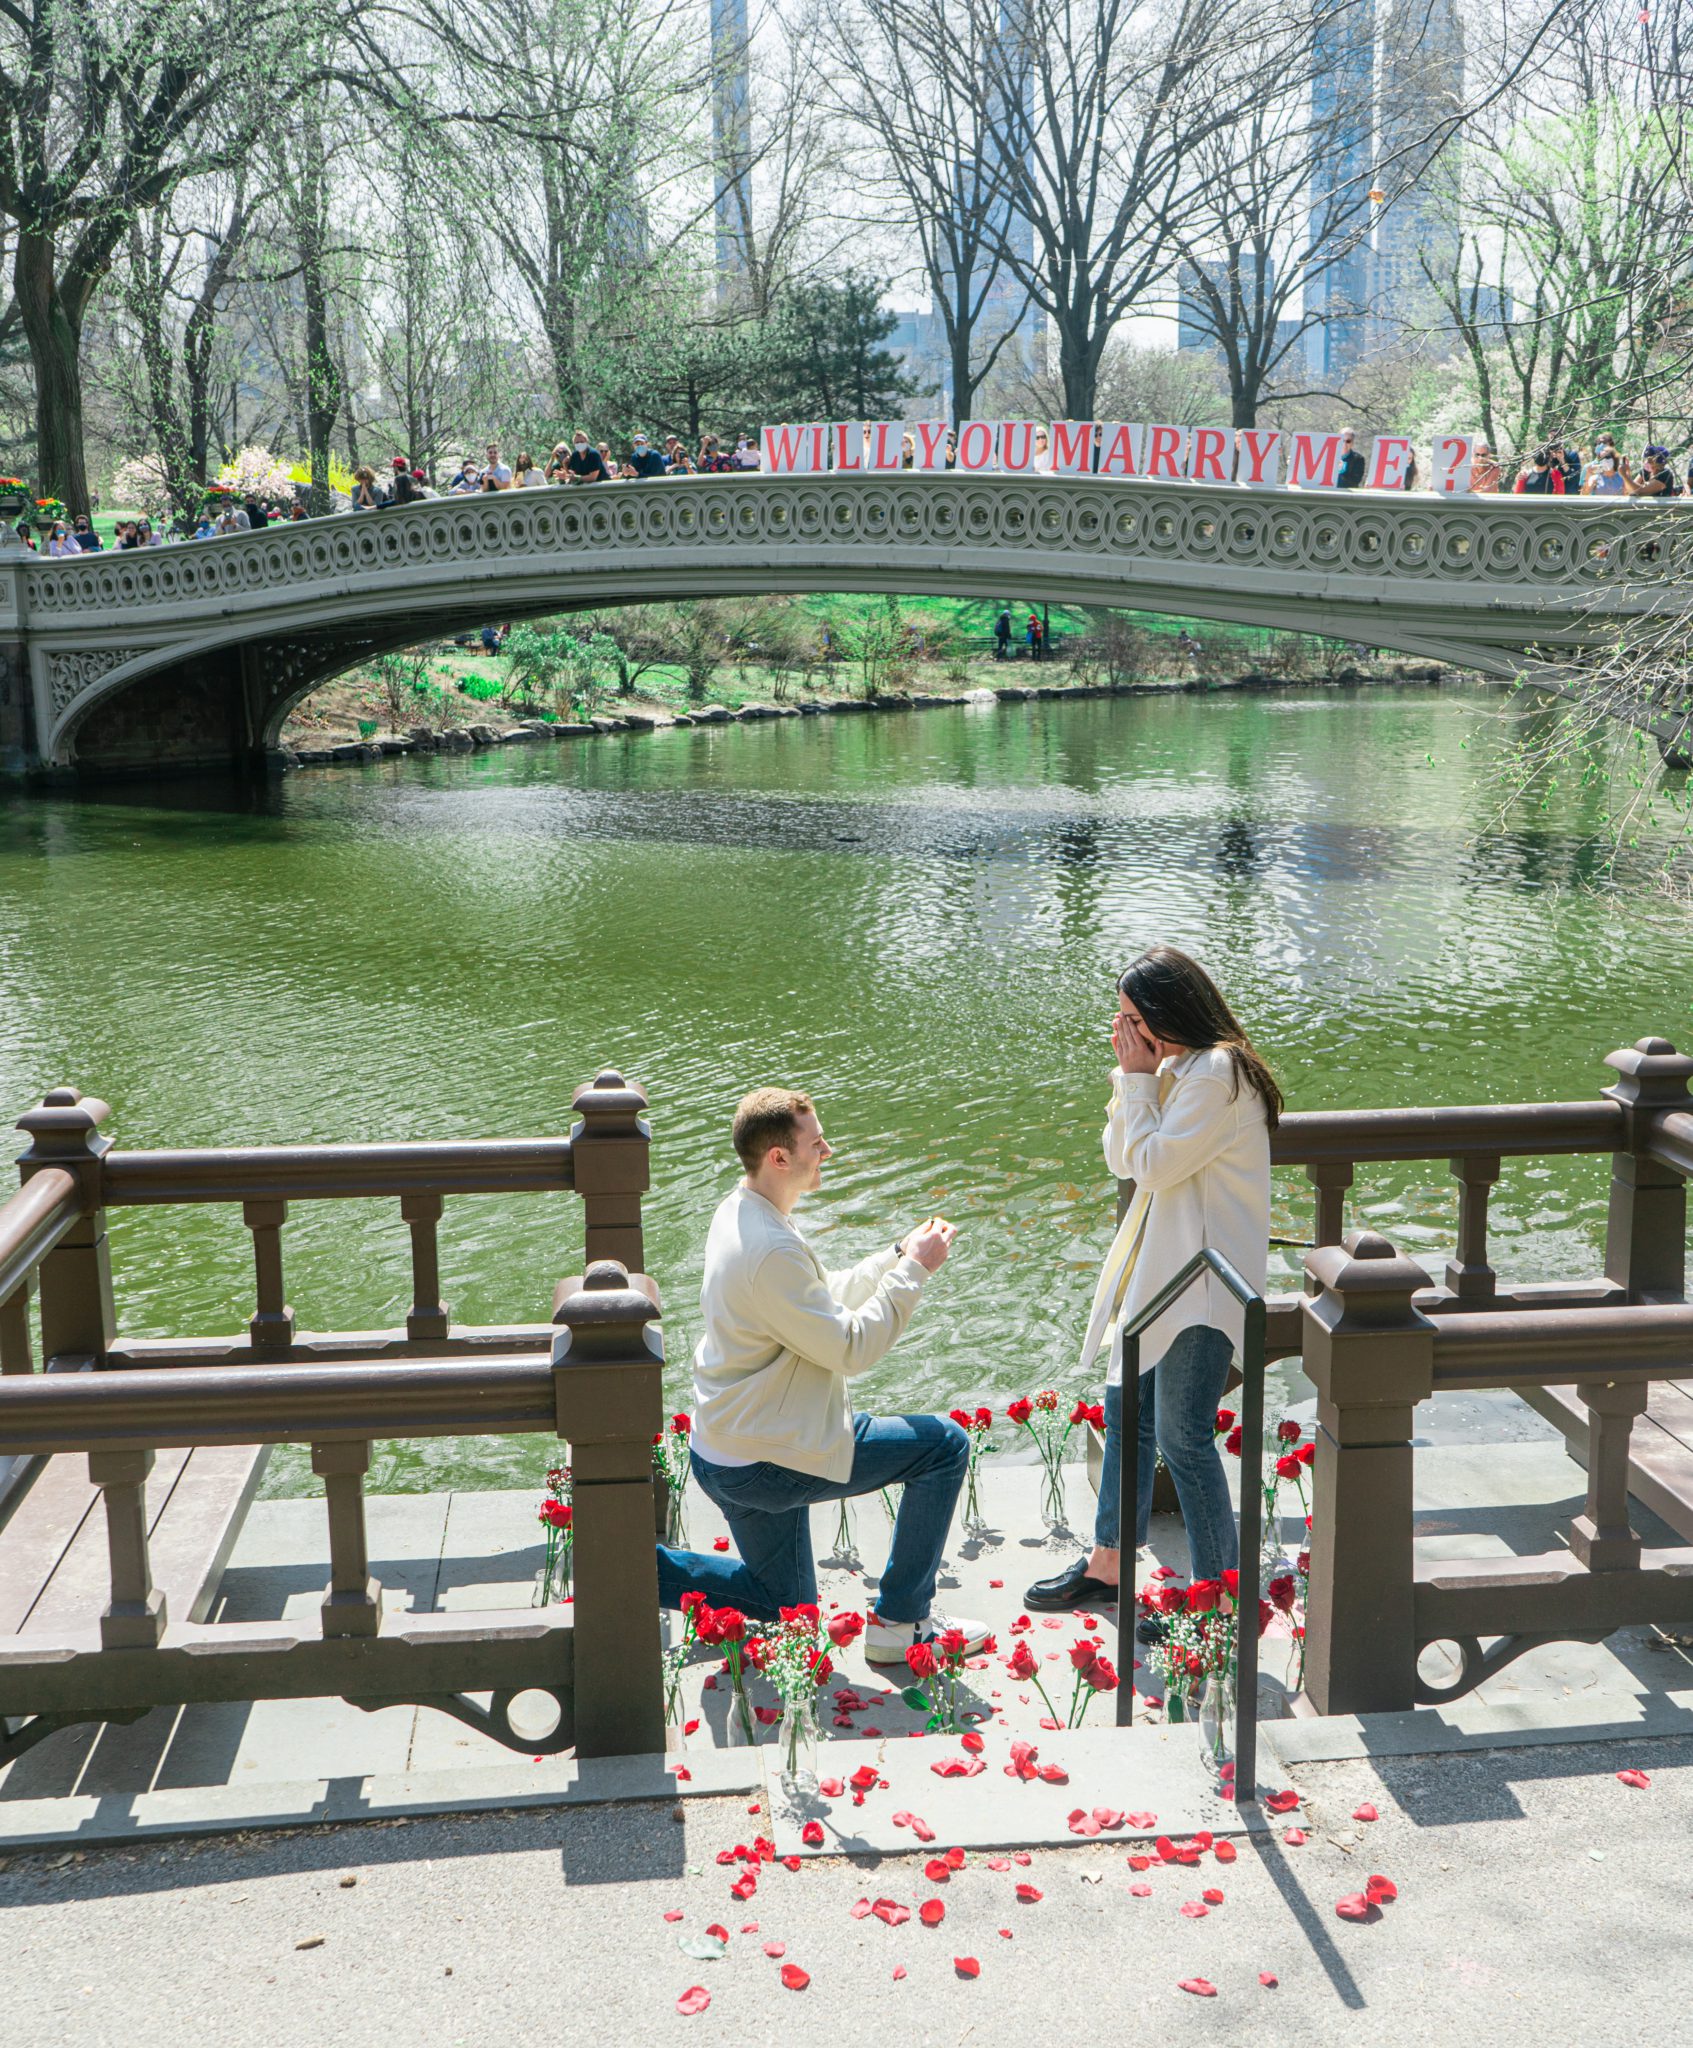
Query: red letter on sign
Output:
[[1236, 430, 1281, 488], [831, 423, 863, 471], [1366, 437, 1413, 490], [914, 421, 950, 470], [1145, 426, 1190, 480], [957, 421, 998, 470], [1189, 428, 1232, 483], [761, 425, 810, 474], [865, 422, 904, 472], [1051, 421, 1095, 473], [1287, 433, 1343, 489], [1097, 423, 1142, 477], [999, 421, 1038, 472]]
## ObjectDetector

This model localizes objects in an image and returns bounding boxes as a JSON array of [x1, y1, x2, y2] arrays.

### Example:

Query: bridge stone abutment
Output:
[[1, 477, 1687, 782]]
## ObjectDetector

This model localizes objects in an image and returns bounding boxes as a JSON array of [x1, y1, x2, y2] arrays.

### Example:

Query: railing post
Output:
[[569, 1072, 649, 1271], [553, 1259, 663, 1759], [1569, 1381, 1647, 1572], [88, 1447, 167, 1648], [15, 1087, 115, 1365], [312, 1440, 383, 1636], [1602, 1038, 1693, 1302], [1300, 1231, 1435, 1715], [243, 1198, 295, 1352], [1444, 1153, 1500, 1301], [401, 1192, 449, 1341], [0, 1277, 32, 1373]]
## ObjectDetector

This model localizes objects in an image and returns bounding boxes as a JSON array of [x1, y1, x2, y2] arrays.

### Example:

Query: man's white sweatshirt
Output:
[[689, 1184, 931, 1482]]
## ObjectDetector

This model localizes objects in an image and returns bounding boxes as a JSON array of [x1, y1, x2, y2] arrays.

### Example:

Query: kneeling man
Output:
[[658, 1087, 987, 1664]]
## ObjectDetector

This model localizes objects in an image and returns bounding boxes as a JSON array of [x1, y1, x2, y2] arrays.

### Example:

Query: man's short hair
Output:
[[732, 1088, 814, 1171]]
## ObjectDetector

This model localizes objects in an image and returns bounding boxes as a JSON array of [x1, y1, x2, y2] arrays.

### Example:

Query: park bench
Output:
[[0, 1073, 661, 1768]]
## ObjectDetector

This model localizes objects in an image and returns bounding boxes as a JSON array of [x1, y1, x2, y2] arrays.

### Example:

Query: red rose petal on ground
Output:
[[924, 1859, 950, 1882], [1015, 1882, 1043, 1902], [779, 1963, 810, 1991], [682, 1718, 699, 1736], [986, 1857, 1011, 1871], [1129, 1883, 1152, 1898], [1093, 1808, 1126, 1830], [675, 1766, 691, 1781], [1128, 1855, 1151, 1871], [872, 1900, 911, 1927], [782, 1855, 801, 1872], [820, 1777, 845, 1798], [1179, 1901, 1209, 1919], [892, 1965, 907, 1980], [712, 1538, 729, 1552], [1038, 1763, 1069, 1783], [1213, 1841, 1237, 1864], [1068, 1812, 1102, 1837], [1178, 1978, 1217, 1998], [1335, 1894, 1376, 1922], [1365, 1874, 1398, 1905], [849, 1898, 873, 1920], [910, 1817, 936, 1843], [676, 1987, 711, 2015], [1352, 1803, 1378, 1822], [1155, 1835, 1177, 1860], [763, 1939, 786, 1958], [1283, 1828, 1307, 1846], [663, 1910, 684, 1922], [1259, 1971, 1279, 1988], [801, 1821, 824, 1846], [1617, 1769, 1651, 1789], [1039, 1716, 1061, 1730], [1202, 1888, 1225, 1905], [1264, 1789, 1301, 1813], [954, 1957, 981, 1978], [705, 1923, 729, 1941], [989, 1579, 1003, 1587], [998, 1927, 1014, 1938], [943, 1846, 966, 1870], [1126, 1810, 1157, 1829], [1012, 1852, 1032, 1867], [850, 1765, 879, 1791], [919, 1899, 946, 1926], [960, 1731, 984, 1754]]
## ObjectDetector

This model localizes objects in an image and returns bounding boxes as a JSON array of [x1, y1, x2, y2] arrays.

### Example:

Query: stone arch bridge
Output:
[[0, 473, 1687, 779]]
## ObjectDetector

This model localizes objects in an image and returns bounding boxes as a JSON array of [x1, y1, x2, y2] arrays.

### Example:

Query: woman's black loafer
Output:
[[1022, 1557, 1119, 1611]]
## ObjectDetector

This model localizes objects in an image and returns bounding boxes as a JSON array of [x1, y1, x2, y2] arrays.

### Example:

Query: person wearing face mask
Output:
[[1584, 450, 1626, 496], [626, 431, 670, 479], [560, 433, 611, 483]]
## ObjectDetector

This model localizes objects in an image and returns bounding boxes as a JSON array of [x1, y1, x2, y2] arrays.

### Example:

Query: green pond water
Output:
[[1, 680, 1687, 1499]]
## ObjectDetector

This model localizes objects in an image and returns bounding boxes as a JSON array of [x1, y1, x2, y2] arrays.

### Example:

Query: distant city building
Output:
[[711, 0, 752, 295], [1304, 0, 1377, 380], [1368, 0, 1465, 352]]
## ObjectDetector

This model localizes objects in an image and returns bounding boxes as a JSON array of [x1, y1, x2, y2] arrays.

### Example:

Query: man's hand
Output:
[[1112, 1010, 1159, 1074], [904, 1217, 957, 1274]]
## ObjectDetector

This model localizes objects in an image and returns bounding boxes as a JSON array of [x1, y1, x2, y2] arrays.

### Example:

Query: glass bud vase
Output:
[[830, 1498, 861, 1566], [962, 1462, 990, 1537], [726, 1681, 759, 1750], [776, 1697, 820, 1805], [1198, 1669, 1236, 1781], [1039, 1462, 1067, 1532], [665, 1487, 687, 1550]]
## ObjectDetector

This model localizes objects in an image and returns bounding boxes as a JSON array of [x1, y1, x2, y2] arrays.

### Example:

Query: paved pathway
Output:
[[4, 1733, 1687, 2046]]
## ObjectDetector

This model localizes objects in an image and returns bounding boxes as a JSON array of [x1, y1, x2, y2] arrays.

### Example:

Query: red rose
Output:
[[827, 1611, 865, 1646], [539, 1499, 572, 1529], [1157, 1585, 1185, 1614], [949, 1408, 973, 1428], [697, 1606, 746, 1646], [1084, 1402, 1105, 1429], [780, 1603, 821, 1627], [680, 1589, 706, 1616], [938, 1629, 967, 1659], [1297, 1442, 1315, 1467], [1007, 1398, 1034, 1427], [1184, 1651, 1205, 1676], [974, 1406, 993, 1429], [1081, 1655, 1117, 1691], [1296, 1550, 1311, 1576], [671, 1412, 692, 1435], [1221, 1568, 1240, 1600], [1214, 1407, 1235, 1433], [1275, 1452, 1302, 1480], [1186, 1580, 1220, 1614], [1006, 1641, 1038, 1680], [1276, 1419, 1301, 1443], [1068, 1637, 1102, 1670], [1224, 1426, 1243, 1456], [808, 1651, 834, 1686], [1035, 1389, 1059, 1412], [1068, 1399, 1093, 1426], [906, 1642, 939, 1679], [1269, 1573, 1297, 1612]]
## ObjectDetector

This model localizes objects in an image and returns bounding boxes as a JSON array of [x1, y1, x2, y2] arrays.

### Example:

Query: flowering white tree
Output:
[[215, 445, 298, 503]]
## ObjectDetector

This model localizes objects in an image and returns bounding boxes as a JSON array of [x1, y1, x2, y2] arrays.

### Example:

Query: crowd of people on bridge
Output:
[[20, 423, 1692, 553]]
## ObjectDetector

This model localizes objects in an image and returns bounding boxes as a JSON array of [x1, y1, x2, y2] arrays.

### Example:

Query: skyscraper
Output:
[[1369, 0, 1464, 350], [711, 0, 752, 295], [1304, 0, 1377, 380]]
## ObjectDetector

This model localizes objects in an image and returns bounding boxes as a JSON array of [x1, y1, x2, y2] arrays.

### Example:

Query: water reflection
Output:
[[0, 681, 1680, 1496]]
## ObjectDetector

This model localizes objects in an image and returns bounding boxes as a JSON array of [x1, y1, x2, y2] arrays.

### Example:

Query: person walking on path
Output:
[[1024, 947, 1276, 1614], [995, 605, 1012, 660], [657, 1087, 989, 1662]]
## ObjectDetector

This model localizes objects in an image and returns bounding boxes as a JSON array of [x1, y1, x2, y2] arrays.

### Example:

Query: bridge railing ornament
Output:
[[0, 1072, 663, 1768]]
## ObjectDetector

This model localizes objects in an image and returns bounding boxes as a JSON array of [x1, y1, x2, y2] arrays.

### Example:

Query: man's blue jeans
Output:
[[656, 1412, 969, 1624], [1095, 1324, 1237, 1581]]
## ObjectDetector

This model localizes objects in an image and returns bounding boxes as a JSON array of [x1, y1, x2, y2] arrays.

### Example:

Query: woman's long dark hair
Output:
[[1118, 946, 1283, 1129]]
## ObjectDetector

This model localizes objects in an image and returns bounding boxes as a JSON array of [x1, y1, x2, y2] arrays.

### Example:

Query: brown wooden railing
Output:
[[0, 1073, 662, 1767]]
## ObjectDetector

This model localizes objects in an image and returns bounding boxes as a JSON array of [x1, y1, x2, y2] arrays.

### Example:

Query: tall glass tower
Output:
[[1304, 0, 1376, 379]]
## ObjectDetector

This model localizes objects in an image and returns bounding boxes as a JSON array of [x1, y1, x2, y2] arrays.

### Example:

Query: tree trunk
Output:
[[14, 232, 90, 514]]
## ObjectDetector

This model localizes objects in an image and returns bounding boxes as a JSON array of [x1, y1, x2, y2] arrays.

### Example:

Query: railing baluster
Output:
[[16, 1088, 116, 1365], [244, 1198, 294, 1352], [402, 1192, 449, 1341], [1444, 1152, 1500, 1301], [0, 1281, 32, 1374], [570, 1073, 650, 1271], [1569, 1380, 1646, 1572], [312, 1440, 383, 1636], [88, 1447, 167, 1647], [1305, 1160, 1353, 1292]]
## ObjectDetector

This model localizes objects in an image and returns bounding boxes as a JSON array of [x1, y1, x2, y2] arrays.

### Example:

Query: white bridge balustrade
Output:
[[0, 473, 1688, 779]]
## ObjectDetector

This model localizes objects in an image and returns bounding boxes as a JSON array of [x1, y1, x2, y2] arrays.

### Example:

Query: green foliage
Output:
[[764, 270, 920, 422]]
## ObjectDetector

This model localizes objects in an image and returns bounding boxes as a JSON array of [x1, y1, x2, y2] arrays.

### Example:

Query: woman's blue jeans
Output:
[[1095, 1323, 1237, 1580]]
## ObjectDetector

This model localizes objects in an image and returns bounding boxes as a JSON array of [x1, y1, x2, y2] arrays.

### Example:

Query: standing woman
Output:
[[1024, 946, 1277, 1613]]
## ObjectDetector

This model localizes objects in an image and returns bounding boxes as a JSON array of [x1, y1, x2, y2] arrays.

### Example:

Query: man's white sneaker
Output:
[[862, 1612, 993, 1665]]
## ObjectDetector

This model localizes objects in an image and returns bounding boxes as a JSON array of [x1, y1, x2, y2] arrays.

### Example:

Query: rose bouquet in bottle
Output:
[[948, 1405, 996, 1534], [652, 1411, 692, 1546], [536, 1463, 573, 1605]]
